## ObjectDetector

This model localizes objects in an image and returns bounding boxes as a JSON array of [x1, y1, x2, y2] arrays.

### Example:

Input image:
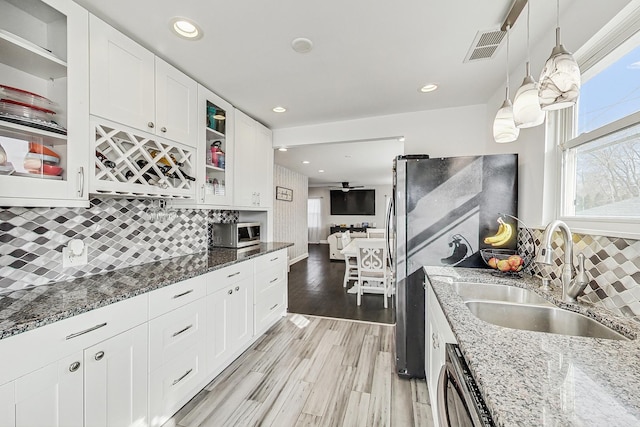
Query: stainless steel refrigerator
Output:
[[388, 154, 518, 378]]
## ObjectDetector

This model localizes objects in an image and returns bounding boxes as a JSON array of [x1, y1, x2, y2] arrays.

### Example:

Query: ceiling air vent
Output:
[[463, 29, 505, 62]]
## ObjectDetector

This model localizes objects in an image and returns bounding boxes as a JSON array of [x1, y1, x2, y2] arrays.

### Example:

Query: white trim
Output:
[[562, 110, 640, 150], [559, 217, 640, 240], [289, 252, 309, 266]]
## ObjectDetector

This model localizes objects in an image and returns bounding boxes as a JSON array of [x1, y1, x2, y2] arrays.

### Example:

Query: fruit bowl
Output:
[[480, 248, 531, 273]]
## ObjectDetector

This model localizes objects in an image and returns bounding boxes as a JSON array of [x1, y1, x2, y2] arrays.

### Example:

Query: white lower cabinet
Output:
[[14, 352, 83, 427], [84, 324, 148, 427]]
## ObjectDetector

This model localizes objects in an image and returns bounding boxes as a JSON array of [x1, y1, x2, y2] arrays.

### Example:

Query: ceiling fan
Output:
[[330, 182, 364, 192]]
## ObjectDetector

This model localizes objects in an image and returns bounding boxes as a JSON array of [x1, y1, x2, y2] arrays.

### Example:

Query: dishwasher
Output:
[[437, 343, 494, 427]]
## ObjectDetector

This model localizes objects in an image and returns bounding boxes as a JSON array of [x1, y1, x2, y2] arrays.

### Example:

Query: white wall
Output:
[[308, 185, 392, 241], [273, 165, 309, 264]]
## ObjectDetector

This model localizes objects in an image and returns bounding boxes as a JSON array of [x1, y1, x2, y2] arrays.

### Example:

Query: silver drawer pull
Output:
[[269, 303, 278, 311], [235, 286, 240, 291], [69, 361, 81, 372], [95, 351, 105, 361], [66, 322, 107, 340], [227, 272, 240, 278], [270, 257, 278, 262], [172, 368, 193, 386], [269, 278, 278, 284], [172, 324, 194, 338], [228, 289, 233, 295], [173, 289, 194, 299]]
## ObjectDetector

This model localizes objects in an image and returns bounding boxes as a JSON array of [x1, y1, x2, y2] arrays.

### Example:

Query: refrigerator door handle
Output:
[[385, 194, 394, 269]]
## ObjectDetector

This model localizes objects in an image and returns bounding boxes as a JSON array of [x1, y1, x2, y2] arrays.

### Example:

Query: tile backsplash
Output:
[[0, 198, 238, 292], [522, 228, 640, 322]]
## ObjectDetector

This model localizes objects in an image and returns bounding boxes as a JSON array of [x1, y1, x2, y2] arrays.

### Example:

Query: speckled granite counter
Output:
[[425, 266, 640, 427], [0, 242, 292, 341]]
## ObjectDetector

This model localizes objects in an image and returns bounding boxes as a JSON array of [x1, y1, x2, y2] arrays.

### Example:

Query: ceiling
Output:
[[73, 0, 631, 186]]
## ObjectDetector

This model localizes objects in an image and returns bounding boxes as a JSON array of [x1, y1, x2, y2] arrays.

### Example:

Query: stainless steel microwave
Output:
[[211, 222, 261, 248]]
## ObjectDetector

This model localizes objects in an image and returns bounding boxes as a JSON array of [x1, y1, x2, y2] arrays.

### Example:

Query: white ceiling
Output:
[[73, 0, 632, 186]]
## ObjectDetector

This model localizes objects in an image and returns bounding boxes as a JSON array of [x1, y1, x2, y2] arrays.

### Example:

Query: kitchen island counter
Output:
[[425, 266, 640, 427], [0, 242, 292, 340]]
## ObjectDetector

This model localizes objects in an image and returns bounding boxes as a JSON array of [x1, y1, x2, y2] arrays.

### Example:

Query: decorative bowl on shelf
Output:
[[480, 248, 531, 273]]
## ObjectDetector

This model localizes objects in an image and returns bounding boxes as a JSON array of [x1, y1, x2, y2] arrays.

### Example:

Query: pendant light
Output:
[[493, 25, 519, 143], [513, 1, 545, 128], [538, 0, 580, 110]]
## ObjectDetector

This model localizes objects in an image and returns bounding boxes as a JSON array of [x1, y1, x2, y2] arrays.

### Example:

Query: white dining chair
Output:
[[341, 231, 359, 288], [366, 228, 386, 238], [355, 239, 391, 308]]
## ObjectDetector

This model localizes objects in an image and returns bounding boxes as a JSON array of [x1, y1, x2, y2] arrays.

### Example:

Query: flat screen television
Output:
[[330, 189, 375, 215]]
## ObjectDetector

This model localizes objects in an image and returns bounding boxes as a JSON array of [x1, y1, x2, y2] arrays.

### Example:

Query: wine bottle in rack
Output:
[[96, 150, 116, 169]]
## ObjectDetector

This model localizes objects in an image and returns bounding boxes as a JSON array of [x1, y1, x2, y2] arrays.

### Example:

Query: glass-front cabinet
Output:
[[197, 85, 233, 206], [0, 0, 89, 207]]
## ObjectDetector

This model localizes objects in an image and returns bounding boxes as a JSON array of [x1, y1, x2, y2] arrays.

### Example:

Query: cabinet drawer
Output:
[[254, 250, 287, 272], [149, 299, 206, 371], [255, 281, 286, 334], [149, 275, 206, 319], [0, 294, 148, 386], [206, 260, 253, 294], [149, 341, 206, 427], [255, 264, 285, 296]]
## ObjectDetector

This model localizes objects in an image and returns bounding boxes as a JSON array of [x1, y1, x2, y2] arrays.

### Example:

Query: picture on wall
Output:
[[276, 186, 293, 201]]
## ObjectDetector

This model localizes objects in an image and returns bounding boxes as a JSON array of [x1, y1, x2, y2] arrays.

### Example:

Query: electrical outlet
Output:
[[62, 239, 88, 268]]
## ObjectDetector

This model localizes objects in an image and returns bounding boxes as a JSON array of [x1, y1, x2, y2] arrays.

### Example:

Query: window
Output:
[[559, 11, 640, 235]]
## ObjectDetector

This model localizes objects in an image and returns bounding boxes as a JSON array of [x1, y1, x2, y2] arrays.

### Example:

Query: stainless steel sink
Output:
[[453, 282, 552, 306], [465, 301, 628, 341]]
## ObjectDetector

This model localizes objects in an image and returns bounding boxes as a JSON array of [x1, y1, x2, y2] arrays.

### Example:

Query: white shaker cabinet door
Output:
[[89, 14, 155, 132], [228, 277, 254, 351], [84, 324, 148, 427], [254, 122, 273, 208], [155, 57, 198, 147], [233, 109, 257, 207], [206, 286, 232, 374], [0, 381, 15, 427], [14, 353, 83, 427]]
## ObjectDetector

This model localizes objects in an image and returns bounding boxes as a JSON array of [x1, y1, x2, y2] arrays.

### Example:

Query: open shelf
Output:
[[0, 120, 67, 145], [206, 127, 225, 138], [205, 164, 225, 172], [0, 29, 67, 79]]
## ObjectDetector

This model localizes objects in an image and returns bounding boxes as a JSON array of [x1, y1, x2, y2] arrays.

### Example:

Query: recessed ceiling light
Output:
[[302, 161, 310, 164], [398, 137, 406, 142], [273, 106, 287, 113], [345, 155, 352, 158], [278, 147, 288, 152], [169, 17, 203, 40], [419, 84, 438, 93], [291, 37, 313, 53], [318, 170, 324, 173]]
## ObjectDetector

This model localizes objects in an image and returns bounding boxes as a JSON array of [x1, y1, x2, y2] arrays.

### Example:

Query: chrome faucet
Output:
[[536, 220, 590, 303]]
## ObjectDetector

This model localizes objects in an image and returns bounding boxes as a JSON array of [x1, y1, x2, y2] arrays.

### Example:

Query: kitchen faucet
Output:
[[536, 220, 590, 303]]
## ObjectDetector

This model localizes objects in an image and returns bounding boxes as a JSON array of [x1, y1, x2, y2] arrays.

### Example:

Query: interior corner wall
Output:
[[309, 185, 392, 241], [273, 164, 309, 264]]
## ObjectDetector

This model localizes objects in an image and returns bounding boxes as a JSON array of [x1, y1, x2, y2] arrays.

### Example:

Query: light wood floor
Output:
[[164, 314, 434, 427]]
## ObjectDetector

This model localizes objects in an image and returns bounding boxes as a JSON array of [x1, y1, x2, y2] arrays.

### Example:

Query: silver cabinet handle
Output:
[[172, 324, 193, 338], [66, 322, 107, 340], [160, 127, 167, 133], [269, 303, 278, 311], [269, 278, 278, 284], [235, 286, 240, 291], [69, 361, 81, 372], [94, 351, 105, 361], [172, 368, 193, 386], [77, 167, 84, 197], [173, 289, 194, 299], [270, 257, 278, 262], [228, 289, 233, 295], [148, 121, 155, 128], [201, 185, 205, 203], [227, 272, 240, 278]]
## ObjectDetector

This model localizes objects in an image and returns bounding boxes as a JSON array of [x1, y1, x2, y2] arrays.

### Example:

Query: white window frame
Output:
[[555, 2, 640, 239]]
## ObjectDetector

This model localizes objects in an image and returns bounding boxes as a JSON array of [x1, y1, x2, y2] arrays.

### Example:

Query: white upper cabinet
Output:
[[234, 109, 273, 208], [89, 15, 197, 148], [0, 0, 89, 207]]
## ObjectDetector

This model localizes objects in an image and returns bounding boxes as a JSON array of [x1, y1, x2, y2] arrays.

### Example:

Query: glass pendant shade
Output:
[[493, 90, 520, 143], [513, 63, 545, 128], [539, 27, 580, 110]]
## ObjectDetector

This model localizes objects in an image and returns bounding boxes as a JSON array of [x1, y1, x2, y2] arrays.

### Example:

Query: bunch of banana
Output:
[[484, 218, 513, 247]]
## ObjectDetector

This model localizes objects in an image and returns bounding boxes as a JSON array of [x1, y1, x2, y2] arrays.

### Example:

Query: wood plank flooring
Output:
[[164, 314, 434, 427], [288, 244, 395, 324]]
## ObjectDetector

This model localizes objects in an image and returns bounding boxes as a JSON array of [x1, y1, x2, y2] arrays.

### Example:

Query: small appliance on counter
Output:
[[211, 222, 261, 248]]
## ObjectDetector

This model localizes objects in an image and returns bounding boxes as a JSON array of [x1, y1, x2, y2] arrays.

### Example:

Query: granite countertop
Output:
[[0, 242, 292, 341], [425, 266, 640, 427]]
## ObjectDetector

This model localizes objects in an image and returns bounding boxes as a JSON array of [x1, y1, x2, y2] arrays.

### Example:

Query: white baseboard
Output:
[[289, 253, 309, 266]]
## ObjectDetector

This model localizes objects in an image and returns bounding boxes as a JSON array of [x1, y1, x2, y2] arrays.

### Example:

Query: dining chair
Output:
[[366, 228, 386, 238], [341, 231, 359, 288], [355, 239, 391, 308]]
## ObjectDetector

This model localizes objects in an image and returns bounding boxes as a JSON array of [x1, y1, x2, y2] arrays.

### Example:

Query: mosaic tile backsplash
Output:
[[0, 198, 238, 292], [521, 228, 640, 321]]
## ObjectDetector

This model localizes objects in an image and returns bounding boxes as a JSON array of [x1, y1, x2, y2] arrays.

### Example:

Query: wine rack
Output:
[[91, 119, 196, 198]]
